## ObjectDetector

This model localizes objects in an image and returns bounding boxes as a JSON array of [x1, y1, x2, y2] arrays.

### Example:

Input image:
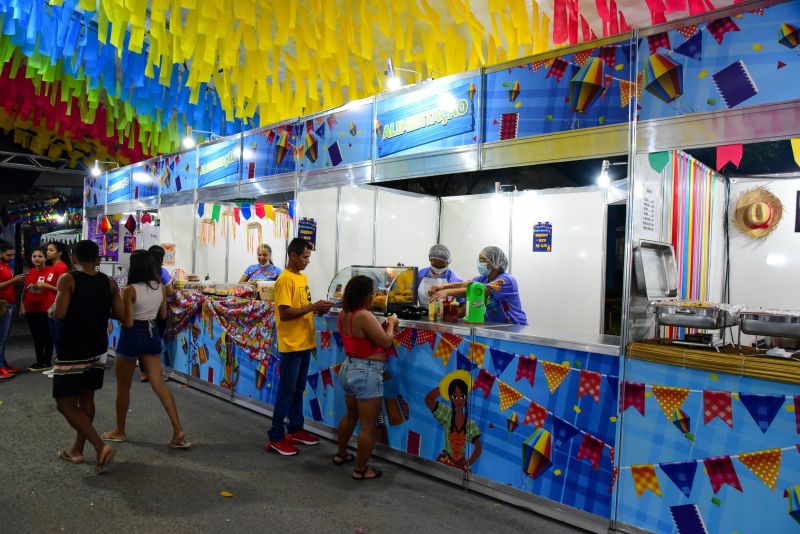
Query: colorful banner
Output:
[[299, 104, 372, 171], [197, 138, 241, 187], [106, 168, 131, 204]]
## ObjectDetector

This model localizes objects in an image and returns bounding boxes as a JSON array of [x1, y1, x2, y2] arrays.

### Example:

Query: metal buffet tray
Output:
[[652, 302, 739, 330], [737, 309, 800, 354]]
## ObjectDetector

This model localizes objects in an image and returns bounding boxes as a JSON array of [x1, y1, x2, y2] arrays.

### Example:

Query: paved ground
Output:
[[0, 321, 582, 534]]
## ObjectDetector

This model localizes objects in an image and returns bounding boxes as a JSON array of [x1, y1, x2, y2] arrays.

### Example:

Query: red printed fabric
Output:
[[166, 291, 205, 338], [204, 297, 277, 360], [703, 390, 733, 427], [578, 369, 602, 402]]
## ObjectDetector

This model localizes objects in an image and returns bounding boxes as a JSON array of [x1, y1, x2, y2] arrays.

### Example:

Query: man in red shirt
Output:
[[0, 240, 25, 379]]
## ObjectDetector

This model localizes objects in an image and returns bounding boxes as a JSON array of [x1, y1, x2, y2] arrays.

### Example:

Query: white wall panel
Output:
[[297, 187, 338, 302], [193, 205, 228, 282], [375, 189, 439, 268], [338, 186, 376, 268]]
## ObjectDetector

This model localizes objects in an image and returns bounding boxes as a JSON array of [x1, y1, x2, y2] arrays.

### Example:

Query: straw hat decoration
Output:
[[732, 186, 783, 238]]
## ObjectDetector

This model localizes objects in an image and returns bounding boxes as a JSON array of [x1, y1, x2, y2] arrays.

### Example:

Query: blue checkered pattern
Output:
[[299, 106, 372, 171]]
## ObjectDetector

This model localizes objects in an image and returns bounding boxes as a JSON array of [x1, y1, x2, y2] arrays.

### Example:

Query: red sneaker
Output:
[[0, 368, 15, 380], [268, 439, 299, 456], [289, 429, 320, 446], [5, 365, 22, 373]]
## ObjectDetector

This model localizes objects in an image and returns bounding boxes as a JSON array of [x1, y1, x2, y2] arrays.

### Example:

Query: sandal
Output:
[[57, 450, 86, 465], [333, 452, 355, 466], [352, 466, 383, 480], [168, 437, 192, 449]]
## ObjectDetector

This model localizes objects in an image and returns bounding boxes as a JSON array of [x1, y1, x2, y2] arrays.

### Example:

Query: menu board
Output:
[[87, 216, 120, 262]]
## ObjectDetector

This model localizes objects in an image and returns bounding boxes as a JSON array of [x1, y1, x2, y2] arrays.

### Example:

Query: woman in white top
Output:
[[102, 250, 190, 449]]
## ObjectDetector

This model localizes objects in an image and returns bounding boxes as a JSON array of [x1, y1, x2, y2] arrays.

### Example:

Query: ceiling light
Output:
[[597, 160, 611, 187], [437, 93, 457, 112], [91, 161, 101, 177]]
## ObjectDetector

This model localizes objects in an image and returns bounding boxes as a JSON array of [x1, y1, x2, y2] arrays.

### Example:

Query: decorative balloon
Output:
[[522, 428, 552, 479], [569, 58, 605, 113], [644, 52, 694, 113], [778, 23, 799, 49]]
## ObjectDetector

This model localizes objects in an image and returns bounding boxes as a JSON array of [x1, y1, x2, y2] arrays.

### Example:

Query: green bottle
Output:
[[464, 282, 486, 324]]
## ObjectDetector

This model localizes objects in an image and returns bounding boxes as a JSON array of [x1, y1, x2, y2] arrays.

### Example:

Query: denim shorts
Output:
[[338, 358, 385, 400], [116, 320, 163, 360]]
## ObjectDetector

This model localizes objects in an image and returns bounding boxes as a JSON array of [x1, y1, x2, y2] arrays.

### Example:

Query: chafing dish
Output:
[[737, 308, 800, 353], [651, 301, 739, 330]]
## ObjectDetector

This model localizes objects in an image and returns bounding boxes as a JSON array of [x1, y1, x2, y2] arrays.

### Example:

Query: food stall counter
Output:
[[478, 325, 621, 357]]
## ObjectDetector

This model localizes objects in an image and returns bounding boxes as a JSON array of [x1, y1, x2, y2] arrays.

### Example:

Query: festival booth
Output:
[[85, 1, 800, 532]]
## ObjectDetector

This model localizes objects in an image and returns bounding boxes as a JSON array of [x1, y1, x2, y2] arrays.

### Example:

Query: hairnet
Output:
[[428, 244, 452, 262], [480, 246, 508, 273]]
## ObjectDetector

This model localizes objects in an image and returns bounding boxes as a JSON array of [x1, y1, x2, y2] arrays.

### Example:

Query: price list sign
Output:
[[533, 222, 552, 252]]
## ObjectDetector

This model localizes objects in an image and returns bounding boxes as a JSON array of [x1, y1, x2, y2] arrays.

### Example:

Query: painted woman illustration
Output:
[[425, 370, 482, 470]]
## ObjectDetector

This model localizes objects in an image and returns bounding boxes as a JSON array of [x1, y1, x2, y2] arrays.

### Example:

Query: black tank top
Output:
[[58, 271, 113, 361]]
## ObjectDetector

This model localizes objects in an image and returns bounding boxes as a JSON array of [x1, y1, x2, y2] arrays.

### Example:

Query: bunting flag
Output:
[[598, 45, 617, 68], [620, 79, 636, 108], [416, 330, 437, 349], [469, 343, 487, 368], [647, 33, 671, 54], [739, 393, 785, 433], [394, 328, 415, 351], [631, 464, 663, 498], [320, 331, 332, 350], [576, 433, 605, 470], [546, 58, 569, 83], [673, 31, 703, 61], [432, 337, 455, 367], [703, 390, 733, 427], [523, 401, 548, 428], [573, 49, 594, 66], [473, 369, 496, 400], [332, 332, 343, 350], [457, 351, 476, 372], [254, 203, 266, 219], [240, 204, 251, 220], [499, 382, 524, 412], [552, 417, 580, 447], [704, 456, 742, 493], [621, 382, 646, 415], [677, 24, 699, 38], [515, 355, 537, 386], [577, 370, 602, 402], [332, 362, 343, 376], [441, 333, 464, 348], [540, 361, 570, 394], [660, 460, 698, 498], [309, 398, 323, 421], [307, 372, 319, 390], [651, 386, 690, 422], [531, 60, 548, 73], [490, 348, 515, 376], [211, 203, 221, 222], [739, 449, 782, 491], [320, 368, 334, 389], [706, 17, 740, 45], [606, 375, 619, 399], [197, 203, 205, 218]]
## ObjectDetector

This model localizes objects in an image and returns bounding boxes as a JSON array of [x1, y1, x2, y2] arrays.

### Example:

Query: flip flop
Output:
[[56, 451, 86, 465], [101, 432, 127, 442], [168, 438, 192, 450], [95, 447, 116, 475], [352, 467, 383, 480], [333, 453, 355, 466]]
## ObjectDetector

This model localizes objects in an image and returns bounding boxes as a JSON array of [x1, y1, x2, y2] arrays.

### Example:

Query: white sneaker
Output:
[[43, 369, 55, 378]]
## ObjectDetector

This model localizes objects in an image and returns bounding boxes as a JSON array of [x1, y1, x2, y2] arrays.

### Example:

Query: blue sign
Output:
[[129, 161, 159, 200], [533, 222, 552, 252], [298, 218, 317, 248], [376, 80, 478, 158], [106, 169, 130, 203], [197, 138, 240, 187]]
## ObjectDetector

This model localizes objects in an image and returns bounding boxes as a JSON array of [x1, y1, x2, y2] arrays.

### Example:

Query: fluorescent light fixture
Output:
[[597, 160, 611, 187], [387, 76, 402, 90], [91, 161, 101, 177], [437, 93, 457, 112], [182, 136, 196, 149], [182, 128, 218, 149], [132, 171, 151, 184]]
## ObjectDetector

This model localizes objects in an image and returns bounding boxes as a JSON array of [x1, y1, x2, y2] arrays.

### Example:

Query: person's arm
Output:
[[357, 313, 398, 349], [425, 387, 441, 411], [238, 274, 251, 283], [50, 274, 74, 320], [430, 286, 468, 302], [36, 281, 58, 291], [275, 278, 330, 321], [158, 286, 168, 320], [19, 302, 25, 317], [109, 279, 124, 320], [164, 281, 176, 297], [121, 286, 136, 328], [428, 280, 469, 296], [467, 436, 482, 468], [0, 274, 25, 289]]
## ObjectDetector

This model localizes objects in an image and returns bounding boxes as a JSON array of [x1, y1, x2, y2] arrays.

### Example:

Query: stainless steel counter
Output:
[[475, 325, 621, 356]]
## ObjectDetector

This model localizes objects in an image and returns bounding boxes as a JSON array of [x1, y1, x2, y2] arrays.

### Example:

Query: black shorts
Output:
[[52, 368, 105, 399]]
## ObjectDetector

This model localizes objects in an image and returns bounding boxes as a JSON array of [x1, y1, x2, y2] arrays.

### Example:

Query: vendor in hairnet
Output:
[[417, 244, 462, 307], [429, 246, 527, 325]]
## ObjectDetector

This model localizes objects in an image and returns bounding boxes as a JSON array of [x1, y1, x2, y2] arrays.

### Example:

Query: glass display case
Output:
[[327, 266, 419, 315]]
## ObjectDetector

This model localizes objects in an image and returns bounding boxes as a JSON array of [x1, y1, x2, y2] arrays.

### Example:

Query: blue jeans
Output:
[[0, 304, 16, 368], [48, 317, 60, 357], [268, 350, 312, 442]]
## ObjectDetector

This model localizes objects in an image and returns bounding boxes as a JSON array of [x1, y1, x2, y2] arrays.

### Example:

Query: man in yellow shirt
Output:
[[267, 238, 332, 456]]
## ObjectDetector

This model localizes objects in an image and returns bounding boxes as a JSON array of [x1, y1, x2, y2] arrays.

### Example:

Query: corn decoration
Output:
[[274, 207, 291, 239], [220, 208, 237, 241], [200, 219, 217, 246]]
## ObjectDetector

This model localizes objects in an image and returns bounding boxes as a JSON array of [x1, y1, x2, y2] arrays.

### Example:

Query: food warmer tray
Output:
[[651, 301, 739, 330], [738, 309, 800, 339]]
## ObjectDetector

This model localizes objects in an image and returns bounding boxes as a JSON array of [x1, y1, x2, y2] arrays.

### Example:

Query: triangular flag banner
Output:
[[739, 393, 785, 433], [790, 139, 800, 168], [606, 375, 619, 399], [546, 58, 569, 82], [704, 456, 742, 493], [233, 207, 241, 225], [669, 504, 708, 534], [531, 60, 547, 73], [647, 32, 671, 54], [473, 369, 496, 399], [240, 204, 251, 220], [636, 71, 644, 99], [660, 460, 698, 498], [515, 355, 537, 386], [320, 331, 331, 350], [499, 382, 524, 412], [394, 328, 416, 351], [598, 45, 617, 67], [716, 144, 743, 172], [651, 385, 690, 422], [307, 372, 319, 390], [703, 390, 733, 427], [332, 362, 343, 376], [795, 396, 800, 434], [490, 348, 515, 376], [649, 151, 670, 173], [432, 338, 455, 367], [541, 361, 570, 393], [552, 416, 580, 447], [523, 401, 548, 428], [321, 368, 333, 389], [577, 370, 602, 402], [457, 351, 475, 372], [416, 330, 437, 349], [469, 343, 486, 368], [441, 333, 463, 347], [332, 332, 343, 350], [197, 202, 205, 218], [673, 31, 703, 61], [631, 464, 662, 497], [777, 61, 787, 70], [211, 204, 221, 222], [620, 79, 635, 108], [254, 203, 266, 219], [573, 48, 594, 66], [677, 24, 698, 38], [706, 17, 739, 45], [622, 382, 646, 415], [739, 449, 782, 491], [576, 433, 605, 470]]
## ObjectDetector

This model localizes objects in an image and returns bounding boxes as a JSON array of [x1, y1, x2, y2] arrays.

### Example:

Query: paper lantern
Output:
[[507, 412, 519, 433], [522, 428, 552, 479], [778, 23, 799, 49], [569, 57, 604, 113], [644, 52, 684, 104]]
